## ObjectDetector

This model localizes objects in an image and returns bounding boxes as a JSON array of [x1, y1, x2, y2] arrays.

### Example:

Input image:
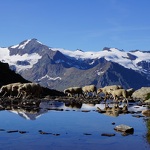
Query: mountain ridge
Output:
[[0, 38, 150, 91]]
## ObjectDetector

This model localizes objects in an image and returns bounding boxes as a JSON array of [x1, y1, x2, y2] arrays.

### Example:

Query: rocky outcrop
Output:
[[142, 109, 150, 117], [144, 99, 150, 103], [132, 87, 150, 100]]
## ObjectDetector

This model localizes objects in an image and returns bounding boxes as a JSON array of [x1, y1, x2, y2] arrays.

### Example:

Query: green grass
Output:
[[146, 119, 150, 143], [145, 93, 150, 100]]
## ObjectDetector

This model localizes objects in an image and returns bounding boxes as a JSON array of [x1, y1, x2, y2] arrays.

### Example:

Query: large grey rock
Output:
[[144, 99, 150, 103], [132, 87, 150, 100]]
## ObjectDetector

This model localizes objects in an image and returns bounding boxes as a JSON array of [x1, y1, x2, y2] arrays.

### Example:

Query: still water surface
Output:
[[0, 100, 149, 150]]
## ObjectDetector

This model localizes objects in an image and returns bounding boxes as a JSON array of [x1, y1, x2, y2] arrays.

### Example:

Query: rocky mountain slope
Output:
[[0, 39, 150, 91], [0, 61, 64, 96], [0, 62, 28, 87]]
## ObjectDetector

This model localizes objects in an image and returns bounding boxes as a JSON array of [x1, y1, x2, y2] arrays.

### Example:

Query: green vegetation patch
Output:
[[145, 93, 150, 100], [146, 120, 150, 144]]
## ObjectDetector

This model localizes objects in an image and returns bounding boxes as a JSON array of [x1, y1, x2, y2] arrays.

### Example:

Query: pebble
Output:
[[7, 130, 18, 133], [101, 133, 115, 137]]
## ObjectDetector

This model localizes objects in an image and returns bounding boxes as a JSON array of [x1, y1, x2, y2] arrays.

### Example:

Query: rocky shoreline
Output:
[[0, 95, 149, 116]]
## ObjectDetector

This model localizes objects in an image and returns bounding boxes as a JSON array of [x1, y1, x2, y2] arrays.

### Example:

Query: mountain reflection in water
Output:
[[9, 100, 82, 120], [7, 100, 148, 120]]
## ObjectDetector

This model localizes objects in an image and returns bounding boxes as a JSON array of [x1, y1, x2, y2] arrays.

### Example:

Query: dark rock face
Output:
[[137, 61, 150, 72], [16, 60, 30, 66], [127, 53, 137, 60], [0, 62, 28, 87]]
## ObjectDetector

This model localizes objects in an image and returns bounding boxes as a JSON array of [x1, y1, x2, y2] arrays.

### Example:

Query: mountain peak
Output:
[[76, 49, 84, 52], [27, 38, 43, 45], [102, 47, 111, 51], [102, 47, 125, 52], [130, 49, 150, 53], [10, 38, 43, 49]]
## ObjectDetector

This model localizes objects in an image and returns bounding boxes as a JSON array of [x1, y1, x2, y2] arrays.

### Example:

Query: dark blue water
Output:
[[0, 100, 149, 150]]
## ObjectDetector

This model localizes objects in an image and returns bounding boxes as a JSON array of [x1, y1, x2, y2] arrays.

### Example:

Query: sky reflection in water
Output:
[[0, 100, 149, 150]]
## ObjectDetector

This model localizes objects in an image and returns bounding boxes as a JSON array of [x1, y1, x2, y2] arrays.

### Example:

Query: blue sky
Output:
[[1, 0, 150, 51]]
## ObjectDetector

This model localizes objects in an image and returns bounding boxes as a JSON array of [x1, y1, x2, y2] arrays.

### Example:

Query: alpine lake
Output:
[[0, 97, 150, 150]]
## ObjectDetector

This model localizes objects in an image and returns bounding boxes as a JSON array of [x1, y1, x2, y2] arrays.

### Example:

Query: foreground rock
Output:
[[132, 87, 150, 101], [114, 124, 134, 134], [142, 109, 150, 117], [144, 99, 150, 104]]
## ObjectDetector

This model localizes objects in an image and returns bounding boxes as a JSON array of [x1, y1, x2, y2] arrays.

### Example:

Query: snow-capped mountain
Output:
[[51, 47, 150, 73], [0, 38, 150, 90]]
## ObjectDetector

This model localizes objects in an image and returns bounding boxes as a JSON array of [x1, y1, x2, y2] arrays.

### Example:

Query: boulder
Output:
[[132, 87, 150, 100], [114, 124, 134, 134], [142, 109, 150, 117], [144, 99, 150, 104]]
